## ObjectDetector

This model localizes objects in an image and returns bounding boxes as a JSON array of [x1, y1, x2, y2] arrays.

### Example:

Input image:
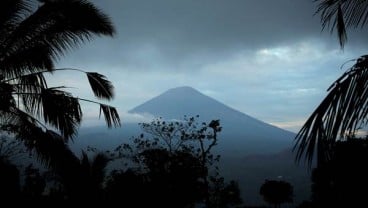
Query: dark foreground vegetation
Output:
[[0, 117, 244, 207], [3, 117, 368, 207]]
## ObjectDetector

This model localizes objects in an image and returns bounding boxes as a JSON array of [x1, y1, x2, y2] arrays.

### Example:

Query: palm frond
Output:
[[336, 5, 348, 47], [1, 0, 115, 78], [0, 0, 30, 26], [0, 0, 119, 169], [17, 72, 47, 93], [0, 106, 79, 168], [0, 82, 15, 111], [40, 87, 82, 139], [18, 87, 83, 139], [99, 104, 121, 128], [294, 55, 368, 165], [315, 0, 368, 48], [0, 0, 30, 45], [0, 43, 55, 79], [86, 72, 114, 100], [16, 73, 47, 113]]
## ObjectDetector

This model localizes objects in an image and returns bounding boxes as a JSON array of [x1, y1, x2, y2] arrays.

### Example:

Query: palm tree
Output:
[[314, 0, 368, 48], [0, 0, 120, 166], [294, 0, 368, 165]]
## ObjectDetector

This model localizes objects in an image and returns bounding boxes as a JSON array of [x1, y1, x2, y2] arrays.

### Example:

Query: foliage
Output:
[[0, 0, 120, 166], [209, 178, 243, 208], [259, 180, 293, 208], [294, 55, 368, 164], [314, 0, 368, 48], [22, 164, 46, 199], [311, 137, 368, 207], [295, 0, 368, 165], [110, 116, 241, 207], [0, 134, 27, 162], [0, 159, 20, 199]]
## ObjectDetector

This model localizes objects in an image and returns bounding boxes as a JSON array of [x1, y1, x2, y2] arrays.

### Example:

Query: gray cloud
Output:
[[60, 0, 367, 72], [52, 0, 368, 132], [60, 0, 326, 69]]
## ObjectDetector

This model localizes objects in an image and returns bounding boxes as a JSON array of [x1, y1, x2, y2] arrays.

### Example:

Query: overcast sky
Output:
[[53, 0, 367, 132]]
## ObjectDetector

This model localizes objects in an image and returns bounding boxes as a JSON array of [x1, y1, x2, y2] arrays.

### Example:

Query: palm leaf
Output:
[[99, 104, 121, 128], [0, 0, 30, 45], [336, 5, 348, 47], [1, 0, 115, 78], [315, 0, 368, 48], [294, 55, 368, 165], [0, 82, 15, 111], [0, 0, 119, 170], [18, 87, 83, 139], [86, 72, 114, 100], [17, 72, 47, 93], [0, 0, 30, 26], [0, 106, 79, 168], [0, 43, 55, 79], [40, 87, 82, 139], [17, 73, 47, 115]]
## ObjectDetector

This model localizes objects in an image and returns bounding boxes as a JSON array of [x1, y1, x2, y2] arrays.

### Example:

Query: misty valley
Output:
[[3, 87, 310, 207]]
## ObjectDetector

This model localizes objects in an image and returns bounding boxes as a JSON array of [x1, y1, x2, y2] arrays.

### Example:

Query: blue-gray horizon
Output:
[[51, 0, 368, 133]]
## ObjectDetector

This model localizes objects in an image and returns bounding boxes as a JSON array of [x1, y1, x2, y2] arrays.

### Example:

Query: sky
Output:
[[52, 0, 368, 132]]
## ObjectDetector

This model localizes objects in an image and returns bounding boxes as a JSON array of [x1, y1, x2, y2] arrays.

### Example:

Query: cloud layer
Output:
[[52, 0, 368, 132]]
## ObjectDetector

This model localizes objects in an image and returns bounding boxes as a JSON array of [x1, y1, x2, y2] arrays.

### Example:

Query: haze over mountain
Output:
[[75, 86, 309, 205], [129, 86, 296, 154]]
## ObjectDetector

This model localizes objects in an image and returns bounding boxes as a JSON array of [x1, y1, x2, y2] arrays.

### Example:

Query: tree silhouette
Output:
[[259, 180, 293, 208], [111, 116, 241, 207], [0, 0, 120, 166], [104, 169, 147, 206], [22, 164, 46, 200], [294, 0, 368, 165], [311, 137, 368, 207], [209, 178, 242, 208], [0, 157, 20, 200], [46, 149, 111, 201]]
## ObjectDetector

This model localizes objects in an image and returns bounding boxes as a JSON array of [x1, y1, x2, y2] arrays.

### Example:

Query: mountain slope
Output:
[[129, 86, 295, 154], [75, 86, 308, 205]]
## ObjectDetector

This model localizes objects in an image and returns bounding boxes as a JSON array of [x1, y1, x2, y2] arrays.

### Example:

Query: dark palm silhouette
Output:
[[39, 145, 110, 201], [0, 157, 20, 200], [294, 0, 368, 165], [314, 0, 368, 48], [311, 138, 368, 207], [0, 0, 120, 166], [74, 151, 110, 201]]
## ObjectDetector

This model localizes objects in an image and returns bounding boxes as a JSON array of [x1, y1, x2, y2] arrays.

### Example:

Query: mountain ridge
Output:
[[129, 86, 295, 154], [75, 86, 308, 205], [130, 86, 292, 133]]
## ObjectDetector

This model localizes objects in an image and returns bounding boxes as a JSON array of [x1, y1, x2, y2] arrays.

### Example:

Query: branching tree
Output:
[[111, 116, 241, 208]]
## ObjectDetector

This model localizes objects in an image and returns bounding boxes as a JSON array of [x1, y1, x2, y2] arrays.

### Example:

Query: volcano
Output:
[[129, 86, 295, 154]]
